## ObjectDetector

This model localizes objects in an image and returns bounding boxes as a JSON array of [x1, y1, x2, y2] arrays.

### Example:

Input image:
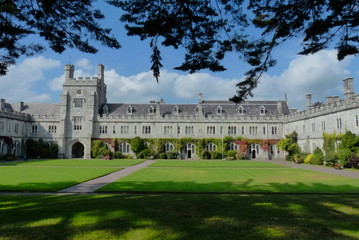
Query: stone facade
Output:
[[1, 64, 358, 160]]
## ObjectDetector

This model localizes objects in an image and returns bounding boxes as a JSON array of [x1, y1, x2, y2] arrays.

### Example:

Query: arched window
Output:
[[127, 105, 133, 114], [238, 106, 244, 115], [260, 106, 266, 115], [206, 143, 217, 151], [102, 105, 109, 115], [229, 142, 238, 150], [119, 142, 130, 153], [164, 142, 174, 151]]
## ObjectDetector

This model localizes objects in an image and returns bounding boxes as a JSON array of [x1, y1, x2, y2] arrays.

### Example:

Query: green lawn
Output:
[[0, 194, 358, 240], [1, 159, 144, 166], [98, 167, 359, 193], [0, 166, 123, 191], [149, 160, 289, 168]]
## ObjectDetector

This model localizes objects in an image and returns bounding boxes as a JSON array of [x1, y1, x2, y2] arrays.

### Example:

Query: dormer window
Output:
[[260, 106, 266, 115], [127, 105, 133, 114], [194, 106, 199, 114], [149, 105, 155, 114], [174, 105, 179, 114], [216, 106, 223, 115], [103, 105, 109, 115], [238, 106, 244, 115]]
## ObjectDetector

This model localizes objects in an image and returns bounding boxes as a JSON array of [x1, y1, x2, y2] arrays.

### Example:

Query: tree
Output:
[[0, 0, 120, 76], [109, 0, 358, 102], [130, 136, 146, 154], [278, 131, 301, 161]]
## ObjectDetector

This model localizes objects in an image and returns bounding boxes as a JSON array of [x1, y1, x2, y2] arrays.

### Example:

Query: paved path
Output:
[[58, 160, 153, 193], [255, 158, 359, 179]]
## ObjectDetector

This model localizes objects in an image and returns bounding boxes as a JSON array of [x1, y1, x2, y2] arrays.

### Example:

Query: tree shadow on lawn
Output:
[[98, 179, 359, 194], [0, 194, 358, 240], [0, 181, 79, 192]]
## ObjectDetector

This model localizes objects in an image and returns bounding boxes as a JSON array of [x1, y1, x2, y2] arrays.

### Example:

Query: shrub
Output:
[[324, 152, 337, 166], [123, 154, 133, 159], [101, 149, 113, 159], [159, 152, 167, 159], [311, 147, 324, 165], [114, 151, 123, 159], [337, 148, 352, 167], [227, 150, 237, 158], [210, 151, 222, 160], [201, 150, 211, 159], [349, 154, 359, 169], [304, 154, 313, 164], [166, 150, 178, 159]]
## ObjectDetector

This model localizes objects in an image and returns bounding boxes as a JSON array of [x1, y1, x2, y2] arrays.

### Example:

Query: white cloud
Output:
[[252, 50, 353, 109], [0, 56, 60, 103], [75, 58, 93, 70]]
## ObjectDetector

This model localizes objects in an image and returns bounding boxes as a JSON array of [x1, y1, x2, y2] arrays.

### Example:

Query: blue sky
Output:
[[1, 3, 358, 110]]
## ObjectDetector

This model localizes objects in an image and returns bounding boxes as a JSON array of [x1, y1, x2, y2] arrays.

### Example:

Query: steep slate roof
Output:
[[104, 100, 290, 117], [19, 103, 60, 116]]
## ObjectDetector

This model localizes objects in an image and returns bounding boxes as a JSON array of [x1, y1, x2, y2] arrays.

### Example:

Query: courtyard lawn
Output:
[[0, 194, 358, 240], [98, 167, 359, 193], [0, 166, 123, 191], [2, 159, 144, 167], [149, 160, 289, 168]]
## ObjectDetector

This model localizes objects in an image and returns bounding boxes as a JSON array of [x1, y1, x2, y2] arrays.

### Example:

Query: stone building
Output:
[[0, 64, 358, 160]]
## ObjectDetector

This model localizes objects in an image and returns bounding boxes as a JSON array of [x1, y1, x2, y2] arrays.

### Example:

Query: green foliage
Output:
[[201, 150, 211, 159], [278, 131, 300, 161], [102, 149, 113, 159], [113, 151, 123, 159], [210, 151, 222, 160], [130, 137, 146, 154], [26, 139, 58, 159], [158, 152, 167, 159], [227, 150, 237, 159], [91, 140, 106, 158], [166, 150, 178, 159], [340, 131, 359, 152], [311, 147, 324, 165], [337, 148, 352, 168]]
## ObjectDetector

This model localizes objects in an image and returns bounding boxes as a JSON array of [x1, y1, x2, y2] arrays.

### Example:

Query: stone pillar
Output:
[[306, 94, 312, 109], [343, 77, 354, 99]]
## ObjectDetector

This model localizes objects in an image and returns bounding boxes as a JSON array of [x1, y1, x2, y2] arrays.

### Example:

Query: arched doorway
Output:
[[252, 150, 256, 159], [184, 143, 195, 159], [72, 142, 84, 158]]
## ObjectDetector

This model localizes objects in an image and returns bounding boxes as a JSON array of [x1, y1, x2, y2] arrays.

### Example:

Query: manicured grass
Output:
[[2, 159, 144, 167], [99, 167, 359, 193], [0, 194, 358, 240], [0, 166, 123, 191], [149, 160, 289, 168]]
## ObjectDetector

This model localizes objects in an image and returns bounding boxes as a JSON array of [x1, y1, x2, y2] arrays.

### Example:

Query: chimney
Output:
[[277, 101, 282, 114], [98, 64, 104, 79], [343, 77, 354, 99], [306, 94, 312, 108], [65, 64, 74, 80], [198, 93, 203, 103], [0, 99, 5, 110], [15, 101, 24, 112]]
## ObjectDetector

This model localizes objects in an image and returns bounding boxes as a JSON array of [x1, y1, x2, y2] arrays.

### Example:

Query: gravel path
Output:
[[58, 161, 153, 193], [256, 158, 359, 179]]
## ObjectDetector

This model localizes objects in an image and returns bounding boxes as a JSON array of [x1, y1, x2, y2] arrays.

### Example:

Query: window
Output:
[[73, 117, 83, 130], [14, 124, 19, 134], [102, 105, 109, 114], [119, 142, 130, 153], [217, 106, 222, 115], [149, 106, 155, 114], [337, 118, 342, 129], [206, 143, 217, 151], [164, 126, 172, 135], [99, 125, 108, 134], [74, 98, 84, 108], [207, 126, 215, 135], [48, 125, 57, 133], [177, 126, 181, 134], [121, 126, 129, 134], [260, 106, 266, 115], [113, 126, 116, 134], [272, 126, 278, 135], [134, 126, 137, 134], [311, 123, 315, 132], [238, 106, 244, 115], [249, 126, 257, 135], [263, 126, 266, 135], [185, 126, 194, 135], [302, 124, 306, 134], [194, 106, 200, 114], [241, 126, 245, 134], [321, 121, 326, 131], [127, 106, 133, 114], [0, 121, 3, 132], [228, 126, 236, 135], [32, 124, 38, 134], [142, 126, 151, 134], [174, 106, 179, 114], [356, 115, 359, 127], [164, 142, 174, 151], [229, 142, 238, 150]]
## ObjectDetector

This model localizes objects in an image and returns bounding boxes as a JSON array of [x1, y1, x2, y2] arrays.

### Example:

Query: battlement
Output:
[[0, 109, 30, 121]]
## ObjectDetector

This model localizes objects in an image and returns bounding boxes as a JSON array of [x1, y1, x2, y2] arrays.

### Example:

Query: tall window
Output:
[[32, 124, 38, 133], [321, 121, 326, 131], [228, 126, 236, 135], [185, 126, 194, 134], [74, 98, 84, 108], [48, 125, 57, 133], [99, 125, 108, 134], [206, 143, 217, 151], [164, 142, 174, 151], [229, 142, 238, 150], [311, 123, 315, 132], [337, 118, 342, 129], [356, 115, 359, 127], [121, 126, 129, 134], [207, 126, 215, 134], [272, 126, 278, 135], [263, 126, 266, 135], [14, 124, 19, 134], [142, 126, 151, 134], [177, 126, 181, 134], [134, 126, 137, 134], [0, 121, 3, 132], [73, 117, 83, 130], [302, 124, 306, 134], [249, 126, 257, 135], [241, 126, 245, 134], [164, 126, 172, 135], [113, 126, 116, 134]]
